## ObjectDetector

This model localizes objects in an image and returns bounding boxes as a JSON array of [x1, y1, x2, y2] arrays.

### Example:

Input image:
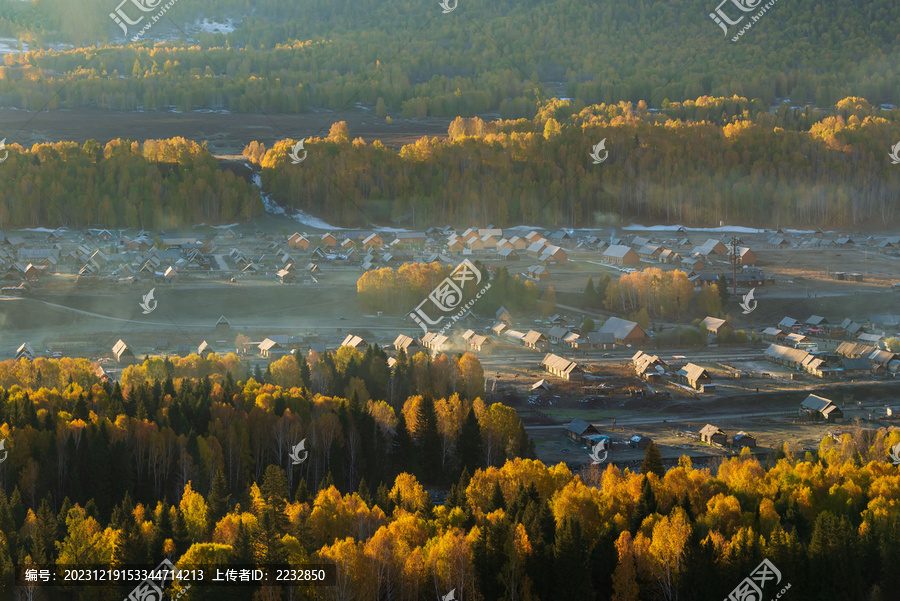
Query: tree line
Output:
[[0, 0, 897, 117], [0, 138, 262, 229], [253, 97, 900, 228], [2, 428, 898, 600]]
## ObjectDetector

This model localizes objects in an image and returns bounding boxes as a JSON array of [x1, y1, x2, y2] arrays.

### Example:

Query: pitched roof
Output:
[[700, 424, 724, 437], [764, 344, 811, 364], [547, 325, 569, 339], [341, 334, 366, 348], [700, 316, 729, 331], [523, 330, 546, 345], [801, 394, 834, 412], [599, 317, 644, 341], [565, 418, 595, 436], [259, 338, 282, 351], [603, 244, 635, 258], [676, 363, 709, 381]]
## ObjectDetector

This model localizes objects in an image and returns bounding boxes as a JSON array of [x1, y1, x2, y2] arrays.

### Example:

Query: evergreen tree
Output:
[[490, 481, 507, 512], [206, 468, 230, 534], [172, 506, 189, 556], [375, 482, 394, 515], [458, 408, 484, 474], [391, 413, 416, 475], [31, 498, 56, 564], [553, 517, 592, 601], [416, 396, 442, 481], [356, 477, 372, 507], [294, 478, 310, 504], [631, 477, 657, 533], [230, 519, 253, 564], [473, 516, 511, 601], [583, 276, 596, 307], [717, 274, 730, 306], [641, 441, 665, 479]]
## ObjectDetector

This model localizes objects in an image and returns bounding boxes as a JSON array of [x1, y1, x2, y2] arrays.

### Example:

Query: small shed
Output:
[[565, 418, 599, 444], [700, 424, 727, 446], [799, 394, 843, 423], [629, 434, 651, 450], [732, 431, 757, 448], [677, 363, 712, 390]]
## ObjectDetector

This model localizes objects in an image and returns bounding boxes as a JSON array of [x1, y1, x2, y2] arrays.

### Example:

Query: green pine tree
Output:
[[640, 441, 665, 479]]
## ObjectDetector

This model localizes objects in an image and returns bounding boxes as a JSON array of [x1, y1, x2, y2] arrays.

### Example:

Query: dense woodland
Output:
[[1, 348, 899, 599], [252, 97, 900, 228], [0, 137, 262, 229], [0, 0, 897, 115], [0, 100, 896, 229]]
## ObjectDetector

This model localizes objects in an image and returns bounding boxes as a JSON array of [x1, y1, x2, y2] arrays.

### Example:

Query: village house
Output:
[[700, 316, 734, 337], [677, 363, 713, 391], [738, 247, 757, 266], [700, 424, 727, 446], [764, 344, 811, 369], [626, 434, 650, 450], [15, 342, 34, 361], [547, 325, 570, 344], [362, 233, 383, 248], [112, 340, 136, 365], [340, 334, 368, 350], [259, 338, 288, 359], [321, 233, 337, 247], [778, 317, 800, 333], [523, 330, 549, 351], [799, 394, 844, 422], [393, 334, 419, 354], [733, 432, 757, 448], [632, 350, 666, 381], [603, 245, 640, 266], [288, 233, 310, 248], [598, 317, 648, 345], [658, 249, 681, 264], [528, 265, 550, 280], [538, 245, 568, 264], [498, 248, 520, 261], [565, 419, 600, 444], [468, 334, 493, 353], [541, 353, 583, 380], [421, 332, 450, 354], [567, 331, 615, 349], [637, 244, 663, 260]]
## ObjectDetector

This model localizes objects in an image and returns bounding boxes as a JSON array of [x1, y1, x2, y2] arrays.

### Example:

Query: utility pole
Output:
[[731, 236, 738, 298]]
